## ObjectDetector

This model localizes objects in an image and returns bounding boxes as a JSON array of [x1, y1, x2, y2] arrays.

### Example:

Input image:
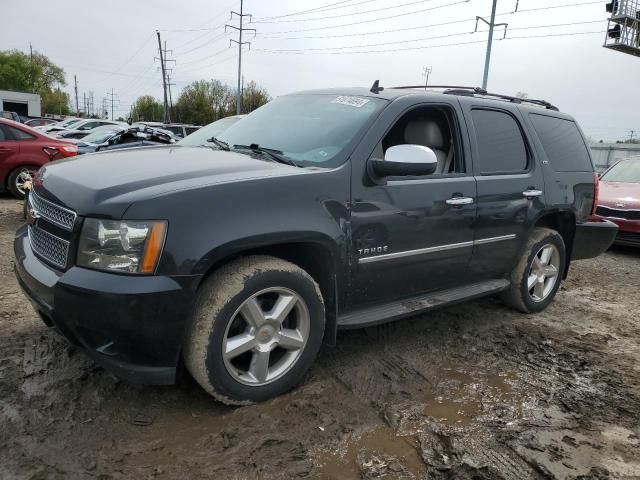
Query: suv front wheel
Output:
[[502, 227, 566, 313], [184, 255, 325, 405]]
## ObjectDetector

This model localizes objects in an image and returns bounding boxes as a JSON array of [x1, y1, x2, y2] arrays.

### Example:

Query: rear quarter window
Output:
[[529, 114, 592, 172]]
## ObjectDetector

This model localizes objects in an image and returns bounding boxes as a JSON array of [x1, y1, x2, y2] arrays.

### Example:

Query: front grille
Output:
[[28, 225, 70, 268], [616, 230, 640, 246], [29, 191, 77, 231], [596, 206, 640, 221]]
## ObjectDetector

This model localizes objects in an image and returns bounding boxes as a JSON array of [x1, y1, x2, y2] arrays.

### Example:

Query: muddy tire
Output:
[[184, 255, 325, 405], [7, 165, 38, 200], [502, 227, 566, 314]]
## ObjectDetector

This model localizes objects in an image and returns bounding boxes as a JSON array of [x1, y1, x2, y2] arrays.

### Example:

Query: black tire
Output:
[[502, 227, 566, 314], [184, 255, 325, 405], [7, 165, 38, 200]]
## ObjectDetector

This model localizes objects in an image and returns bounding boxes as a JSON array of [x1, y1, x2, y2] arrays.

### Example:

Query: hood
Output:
[[598, 181, 640, 209], [35, 145, 303, 217]]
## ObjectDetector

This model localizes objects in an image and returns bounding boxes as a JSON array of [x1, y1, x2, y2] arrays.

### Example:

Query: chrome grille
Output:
[[28, 225, 70, 269], [29, 191, 77, 231]]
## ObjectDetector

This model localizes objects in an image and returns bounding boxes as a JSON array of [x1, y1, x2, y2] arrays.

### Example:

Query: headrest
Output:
[[404, 119, 445, 149]]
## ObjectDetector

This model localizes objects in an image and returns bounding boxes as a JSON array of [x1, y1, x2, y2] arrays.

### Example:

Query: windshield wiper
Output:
[[233, 144, 298, 167], [206, 136, 230, 151]]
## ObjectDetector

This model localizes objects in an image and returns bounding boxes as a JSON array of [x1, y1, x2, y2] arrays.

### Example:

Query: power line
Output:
[[254, 21, 604, 53], [256, 0, 369, 20], [252, 0, 440, 23], [256, 18, 603, 40], [251, 0, 603, 35], [254, 29, 604, 55]]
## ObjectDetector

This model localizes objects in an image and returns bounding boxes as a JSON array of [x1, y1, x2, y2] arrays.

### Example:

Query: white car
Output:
[[53, 119, 126, 139], [35, 117, 83, 134]]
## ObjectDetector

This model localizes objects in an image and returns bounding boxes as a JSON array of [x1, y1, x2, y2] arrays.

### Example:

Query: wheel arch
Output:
[[532, 210, 576, 278], [195, 233, 344, 346]]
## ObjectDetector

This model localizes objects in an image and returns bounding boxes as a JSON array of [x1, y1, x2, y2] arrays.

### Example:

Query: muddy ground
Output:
[[1, 195, 639, 480]]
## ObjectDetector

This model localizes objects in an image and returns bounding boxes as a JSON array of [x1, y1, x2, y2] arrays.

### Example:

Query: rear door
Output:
[[460, 102, 546, 280]]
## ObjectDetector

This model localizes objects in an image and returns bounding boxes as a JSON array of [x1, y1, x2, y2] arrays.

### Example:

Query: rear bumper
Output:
[[14, 225, 201, 385], [571, 220, 618, 260]]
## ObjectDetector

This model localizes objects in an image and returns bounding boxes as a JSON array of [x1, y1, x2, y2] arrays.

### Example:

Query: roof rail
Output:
[[389, 85, 559, 111]]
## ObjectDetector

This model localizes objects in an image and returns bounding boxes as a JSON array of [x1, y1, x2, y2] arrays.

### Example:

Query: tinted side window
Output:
[[529, 114, 592, 172], [471, 109, 528, 174], [0, 126, 6, 141], [7, 126, 36, 140]]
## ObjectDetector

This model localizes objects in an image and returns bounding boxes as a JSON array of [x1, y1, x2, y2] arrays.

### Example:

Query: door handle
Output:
[[446, 197, 474, 206], [522, 189, 543, 198]]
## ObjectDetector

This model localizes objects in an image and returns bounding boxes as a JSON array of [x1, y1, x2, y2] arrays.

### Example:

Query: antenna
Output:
[[370, 80, 384, 94]]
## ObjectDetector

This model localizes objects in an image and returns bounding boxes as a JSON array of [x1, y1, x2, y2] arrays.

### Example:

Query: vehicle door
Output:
[[349, 98, 477, 309], [459, 101, 546, 280], [0, 125, 20, 172]]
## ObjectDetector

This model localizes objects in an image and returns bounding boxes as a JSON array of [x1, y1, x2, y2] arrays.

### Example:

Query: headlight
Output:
[[77, 218, 167, 274]]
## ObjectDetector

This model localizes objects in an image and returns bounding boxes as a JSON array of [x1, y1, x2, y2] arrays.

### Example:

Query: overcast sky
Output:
[[1, 0, 639, 141]]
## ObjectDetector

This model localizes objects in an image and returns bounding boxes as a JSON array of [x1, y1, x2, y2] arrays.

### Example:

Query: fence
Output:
[[589, 143, 640, 171]]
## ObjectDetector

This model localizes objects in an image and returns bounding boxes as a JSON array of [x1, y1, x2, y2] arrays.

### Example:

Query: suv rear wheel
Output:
[[502, 227, 566, 313], [184, 255, 325, 405]]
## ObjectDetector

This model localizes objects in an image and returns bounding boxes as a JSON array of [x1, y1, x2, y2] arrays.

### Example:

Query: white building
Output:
[[0, 90, 41, 117]]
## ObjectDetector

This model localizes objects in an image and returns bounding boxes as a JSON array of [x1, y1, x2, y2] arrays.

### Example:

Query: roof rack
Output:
[[389, 84, 559, 111]]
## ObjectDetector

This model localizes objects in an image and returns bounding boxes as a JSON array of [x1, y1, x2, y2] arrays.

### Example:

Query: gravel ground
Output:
[[1, 195, 639, 480]]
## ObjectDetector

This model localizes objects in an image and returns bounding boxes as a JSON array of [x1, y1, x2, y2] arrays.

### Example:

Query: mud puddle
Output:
[[317, 426, 424, 479]]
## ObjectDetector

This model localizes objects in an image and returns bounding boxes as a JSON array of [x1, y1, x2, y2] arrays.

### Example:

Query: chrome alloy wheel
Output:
[[527, 243, 560, 302], [15, 168, 35, 196], [222, 287, 310, 386]]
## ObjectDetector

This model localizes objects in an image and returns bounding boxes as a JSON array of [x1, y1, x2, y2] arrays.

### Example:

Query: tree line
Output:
[[131, 79, 270, 125], [0, 49, 271, 124]]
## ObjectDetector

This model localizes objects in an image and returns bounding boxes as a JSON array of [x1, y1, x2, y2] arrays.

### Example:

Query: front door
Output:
[[349, 102, 477, 309]]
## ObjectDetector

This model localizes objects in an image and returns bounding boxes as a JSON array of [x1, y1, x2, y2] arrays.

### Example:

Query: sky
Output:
[[1, 0, 639, 141]]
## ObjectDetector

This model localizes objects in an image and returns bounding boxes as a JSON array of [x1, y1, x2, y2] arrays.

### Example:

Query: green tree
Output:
[[131, 95, 164, 122], [0, 49, 69, 116], [241, 80, 271, 115], [40, 88, 71, 115], [175, 79, 270, 125]]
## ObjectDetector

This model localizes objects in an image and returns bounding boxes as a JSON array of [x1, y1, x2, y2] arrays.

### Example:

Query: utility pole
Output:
[[83, 92, 86, 116], [155, 30, 175, 123], [74, 75, 79, 117], [167, 73, 175, 121], [476, 0, 508, 90], [630, 130, 636, 142], [156, 30, 170, 124], [422, 66, 432, 89], [226, 0, 256, 115], [30, 43, 34, 92], [105, 89, 119, 120]]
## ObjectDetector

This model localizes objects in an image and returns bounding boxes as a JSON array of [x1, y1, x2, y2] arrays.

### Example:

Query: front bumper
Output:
[[571, 220, 618, 260], [591, 215, 640, 247], [14, 225, 201, 385]]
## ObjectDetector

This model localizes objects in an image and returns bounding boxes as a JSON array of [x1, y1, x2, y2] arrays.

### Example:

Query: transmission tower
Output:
[[226, 0, 256, 115]]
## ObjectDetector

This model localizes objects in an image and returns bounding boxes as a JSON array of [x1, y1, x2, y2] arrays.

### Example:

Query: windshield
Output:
[[218, 94, 387, 167], [602, 159, 640, 183], [179, 117, 242, 146], [59, 118, 81, 128], [81, 127, 123, 144]]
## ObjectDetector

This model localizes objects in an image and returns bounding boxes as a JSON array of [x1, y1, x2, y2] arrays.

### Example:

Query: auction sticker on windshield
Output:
[[331, 96, 370, 108]]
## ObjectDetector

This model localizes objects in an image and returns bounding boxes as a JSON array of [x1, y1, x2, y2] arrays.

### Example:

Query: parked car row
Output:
[[73, 124, 178, 154]]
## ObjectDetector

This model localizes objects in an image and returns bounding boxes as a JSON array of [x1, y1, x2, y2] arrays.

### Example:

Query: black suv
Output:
[[14, 84, 617, 404]]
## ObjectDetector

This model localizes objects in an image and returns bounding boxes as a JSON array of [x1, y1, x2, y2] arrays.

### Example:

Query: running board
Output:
[[338, 279, 509, 329]]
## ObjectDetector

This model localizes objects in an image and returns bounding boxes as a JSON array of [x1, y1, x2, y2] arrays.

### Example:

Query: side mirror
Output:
[[370, 144, 438, 177]]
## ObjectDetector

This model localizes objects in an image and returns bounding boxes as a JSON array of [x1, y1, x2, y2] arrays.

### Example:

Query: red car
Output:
[[593, 158, 640, 246], [0, 118, 78, 199]]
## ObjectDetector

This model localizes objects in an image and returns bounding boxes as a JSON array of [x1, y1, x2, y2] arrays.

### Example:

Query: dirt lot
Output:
[[1, 195, 639, 480]]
